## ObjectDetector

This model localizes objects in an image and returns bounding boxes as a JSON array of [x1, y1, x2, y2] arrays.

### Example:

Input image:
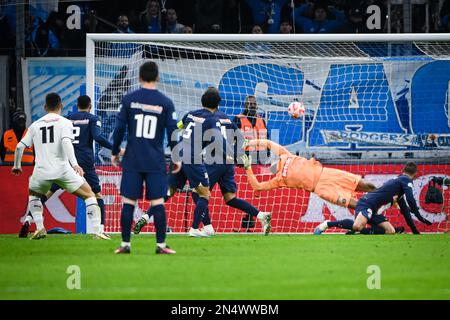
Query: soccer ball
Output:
[[287, 101, 305, 118]]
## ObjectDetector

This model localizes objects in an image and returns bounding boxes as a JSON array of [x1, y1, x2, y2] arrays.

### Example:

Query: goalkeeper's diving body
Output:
[[314, 162, 432, 235], [242, 139, 376, 209]]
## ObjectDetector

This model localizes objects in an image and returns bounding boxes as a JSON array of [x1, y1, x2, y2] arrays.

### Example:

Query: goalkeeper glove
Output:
[[241, 154, 252, 170], [415, 213, 432, 226]]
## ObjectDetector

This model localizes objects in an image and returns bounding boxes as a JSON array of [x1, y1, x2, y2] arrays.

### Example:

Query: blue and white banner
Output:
[[23, 58, 85, 122], [321, 130, 450, 149], [23, 56, 450, 154]]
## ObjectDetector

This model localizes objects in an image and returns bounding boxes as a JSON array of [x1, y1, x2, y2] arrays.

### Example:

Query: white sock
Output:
[[28, 196, 44, 230], [157, 242, 166, 249], [256, 212, 265, 219], [121, 241, 130, 247], [85, 197, 101, 233]]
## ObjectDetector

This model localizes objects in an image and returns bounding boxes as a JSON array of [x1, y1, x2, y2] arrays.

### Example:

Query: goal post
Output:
[[86, 33, 450, 234]]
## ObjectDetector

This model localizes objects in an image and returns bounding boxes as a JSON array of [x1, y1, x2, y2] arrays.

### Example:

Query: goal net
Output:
[[86, 34, 450, 234]]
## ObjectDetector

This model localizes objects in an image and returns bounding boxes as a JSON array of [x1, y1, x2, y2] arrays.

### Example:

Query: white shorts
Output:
[[29, 169, 85, 195]]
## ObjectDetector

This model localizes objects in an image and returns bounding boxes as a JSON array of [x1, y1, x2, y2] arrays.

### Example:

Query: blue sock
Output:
[[226, 198, 259, 217], [192, 192, 211, 226], [192, 197, 208, 229], [327, 219, 354, 230], [97, 198, 105, 225], [192, 192, 199, 204], [120, 203, 135, 242], [148, 204, 166, 244]]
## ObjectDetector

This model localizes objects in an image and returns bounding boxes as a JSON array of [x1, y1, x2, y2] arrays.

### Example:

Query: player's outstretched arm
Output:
[[397, 196, 420, 234], [242, 154, 279, 192], [245, 139, 291, 156], [400, 178, 432, 226], [12, 128, 33, 175], [12, 141, 26, 175], [91, 119, 113, 150], [62, 137, 84, 176], [111, 101, 128, 166], [165, 101, 181, 172]]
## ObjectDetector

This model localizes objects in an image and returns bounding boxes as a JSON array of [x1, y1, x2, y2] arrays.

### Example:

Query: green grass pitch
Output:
[[0, 234, 449, 300]]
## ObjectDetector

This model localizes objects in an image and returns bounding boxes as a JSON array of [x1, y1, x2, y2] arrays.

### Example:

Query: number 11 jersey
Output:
[[20, 113, 75, 179]]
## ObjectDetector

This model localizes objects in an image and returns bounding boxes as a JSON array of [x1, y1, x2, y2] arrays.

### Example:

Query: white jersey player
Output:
[[12, 93, 109, 240]]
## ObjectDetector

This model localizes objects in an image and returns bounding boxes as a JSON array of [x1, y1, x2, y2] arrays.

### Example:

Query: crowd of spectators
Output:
[[1, 0, 450, 57]]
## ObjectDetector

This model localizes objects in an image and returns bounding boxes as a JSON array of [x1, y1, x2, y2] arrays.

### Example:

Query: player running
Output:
[[314, 162, 432, 235], [19, 95, 118, 239], [241, 139, 376, 209], [112, 61, 179, 255], [12, 93, 105, 240], [134, 89, 272, 236]]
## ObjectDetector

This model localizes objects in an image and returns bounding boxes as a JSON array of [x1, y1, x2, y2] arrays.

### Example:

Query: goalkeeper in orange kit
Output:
[[241, 139, 376, 209]]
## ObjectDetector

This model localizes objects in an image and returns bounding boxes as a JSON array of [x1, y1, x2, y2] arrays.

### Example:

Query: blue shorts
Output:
[[49, 168, 101, 194], [168, 169, 188, 190], [355, 205, 388, 226], [182, 163, 209, 189], [120, 170, 168, 200], [207, 164, 237, 194]]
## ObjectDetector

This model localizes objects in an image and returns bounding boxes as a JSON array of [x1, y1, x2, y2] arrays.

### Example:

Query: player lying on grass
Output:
[[12, 93, 105, 240], [18, 95, 121, 239], [314, 162, 432, 235], [241, 139, 376, 209]]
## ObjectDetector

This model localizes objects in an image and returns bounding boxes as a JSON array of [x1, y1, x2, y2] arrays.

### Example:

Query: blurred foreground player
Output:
[[12, 93, 104, 240], [242, 139, 376, 209], [112, 61, 180, 254], [314, 162, 432, 235]]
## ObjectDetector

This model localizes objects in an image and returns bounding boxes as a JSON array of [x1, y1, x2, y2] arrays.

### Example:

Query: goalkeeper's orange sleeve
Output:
[[245, 167, 280, 191]]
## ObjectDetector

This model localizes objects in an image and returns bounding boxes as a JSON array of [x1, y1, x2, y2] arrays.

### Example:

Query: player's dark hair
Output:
[[403, 162, 418, 176], [139, 61, 159, 82], [201, 87, 221, 109], [77, 95, 91, 110], [45, 92, 62, 111]]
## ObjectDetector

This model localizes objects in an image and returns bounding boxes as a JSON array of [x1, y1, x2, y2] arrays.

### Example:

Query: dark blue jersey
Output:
[[357, 174, 420, 215], [179, 108, 233, 165], [212, 110, 243, 164], [112, 87, 177, 173], [68, 111, 113, 169]]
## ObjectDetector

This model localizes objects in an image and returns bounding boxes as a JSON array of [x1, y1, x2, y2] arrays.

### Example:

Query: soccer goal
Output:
[[86, 33, 450, 234]]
